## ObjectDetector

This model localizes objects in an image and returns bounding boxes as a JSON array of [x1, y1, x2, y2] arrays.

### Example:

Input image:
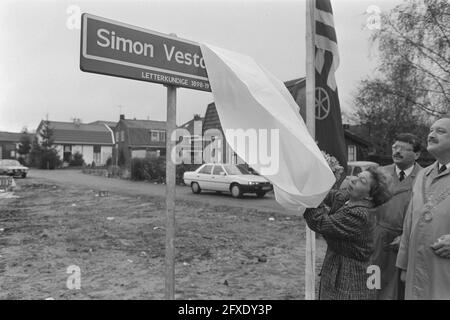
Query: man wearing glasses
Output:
[[397, 118, 450, 299], [371, 133, 423, 299]]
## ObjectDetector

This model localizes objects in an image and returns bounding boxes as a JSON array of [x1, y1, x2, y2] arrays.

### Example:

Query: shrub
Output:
[[69, 152, 84, 166], [39, 149, 61, 169], [131, 157, 201, 184], [176, 163, 201, 184], [131, 156, 166, 182]]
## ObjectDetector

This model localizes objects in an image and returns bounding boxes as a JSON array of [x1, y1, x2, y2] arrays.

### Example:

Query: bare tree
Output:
[[352, 0, 449, 155], [372, 0, 450, 116]]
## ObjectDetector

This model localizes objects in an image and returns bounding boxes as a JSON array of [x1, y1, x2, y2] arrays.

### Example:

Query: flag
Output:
[[200, 43, 336, 213], [314, 0, 347, 173]]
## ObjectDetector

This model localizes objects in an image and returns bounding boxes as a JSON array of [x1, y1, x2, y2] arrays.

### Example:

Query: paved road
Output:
[[28, 169, 287, 214]]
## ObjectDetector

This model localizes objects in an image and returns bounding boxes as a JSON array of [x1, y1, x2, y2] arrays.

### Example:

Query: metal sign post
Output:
[[165, 84, 177, 300], [305, 0, 316, 300]]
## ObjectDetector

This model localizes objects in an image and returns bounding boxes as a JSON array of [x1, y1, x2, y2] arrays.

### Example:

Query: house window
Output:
[[121, 131, 125, 142], [115, 131, 119, 143], [348, 145, 357, 162], [151, 131, 158, 141], [150, 130, 166, 142]]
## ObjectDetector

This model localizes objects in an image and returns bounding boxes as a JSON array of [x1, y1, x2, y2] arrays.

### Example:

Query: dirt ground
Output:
[[0, 177, 326, 300]]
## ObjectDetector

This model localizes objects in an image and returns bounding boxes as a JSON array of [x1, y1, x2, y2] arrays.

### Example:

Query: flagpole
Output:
[[305, 0, 316, 300]]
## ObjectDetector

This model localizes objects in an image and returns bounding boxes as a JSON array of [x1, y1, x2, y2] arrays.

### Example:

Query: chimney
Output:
[[73, 118, 81, 127], [120, 114, 125, 120]]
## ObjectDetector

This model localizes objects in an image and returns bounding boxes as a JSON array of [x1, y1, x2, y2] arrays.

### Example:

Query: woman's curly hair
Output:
[[366, 166, 393, 207]]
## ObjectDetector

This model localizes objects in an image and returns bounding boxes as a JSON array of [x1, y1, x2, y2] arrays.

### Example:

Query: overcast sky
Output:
[[0, 0, 402, 133]]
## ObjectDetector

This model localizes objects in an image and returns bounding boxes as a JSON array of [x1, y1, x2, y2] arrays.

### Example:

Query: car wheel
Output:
[[22, 173, 27, 178], [230, 184, 242, 198], [256, 191, 266, 198], [191, 182, 201, 194]]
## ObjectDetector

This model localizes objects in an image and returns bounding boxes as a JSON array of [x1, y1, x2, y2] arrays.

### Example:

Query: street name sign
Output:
[[80, 13, 210, 91]]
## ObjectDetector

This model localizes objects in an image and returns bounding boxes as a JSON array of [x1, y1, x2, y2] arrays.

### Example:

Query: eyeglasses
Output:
[[392, 144, 414, 152]]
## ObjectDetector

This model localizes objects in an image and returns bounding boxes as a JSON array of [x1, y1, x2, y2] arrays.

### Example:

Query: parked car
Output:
[[183, 163, 273, 198], [340, 161, 379, 190], [0, 159, 29, 178]]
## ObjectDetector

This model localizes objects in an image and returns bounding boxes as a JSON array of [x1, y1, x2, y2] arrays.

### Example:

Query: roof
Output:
[[202, 103, 223, 134], [122, 119, 166, 130], [89, 120, 117, 129], [119, 119, 167, 147], [0, 131, 34, 142], [344, 129, 371, 147], [179, 117, 204, 136], [37, 121, 114, 145]]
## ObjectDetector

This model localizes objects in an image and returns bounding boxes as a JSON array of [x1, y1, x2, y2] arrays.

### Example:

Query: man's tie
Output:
[[438, 165, 447, 174], [399, 170, 405, 182]]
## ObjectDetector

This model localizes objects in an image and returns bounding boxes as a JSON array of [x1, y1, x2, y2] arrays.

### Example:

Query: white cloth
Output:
[[200, 43, 335, 213]]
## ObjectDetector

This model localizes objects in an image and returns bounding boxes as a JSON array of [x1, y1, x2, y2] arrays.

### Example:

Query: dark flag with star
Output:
[[314, 0, 347, 173]]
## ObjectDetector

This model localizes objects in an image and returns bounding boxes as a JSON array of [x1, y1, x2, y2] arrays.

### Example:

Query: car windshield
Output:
[[223, 165, 245, 175], [236, 165, 252, 175], [0, 160, 20, 166]]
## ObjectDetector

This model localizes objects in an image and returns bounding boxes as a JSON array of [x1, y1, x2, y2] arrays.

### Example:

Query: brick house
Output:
[[114, 115, 167, 167]]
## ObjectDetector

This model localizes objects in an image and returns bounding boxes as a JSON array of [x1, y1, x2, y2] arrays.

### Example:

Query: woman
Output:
[[304, 167, 392, 300]]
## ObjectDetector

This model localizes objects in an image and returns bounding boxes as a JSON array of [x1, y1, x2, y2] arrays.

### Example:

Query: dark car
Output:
[[0, 159, 29, 178]]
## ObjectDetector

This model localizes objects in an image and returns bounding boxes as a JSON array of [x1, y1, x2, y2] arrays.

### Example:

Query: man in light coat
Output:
[[396, 118, 450, 299], [371, 133, 422, 300]]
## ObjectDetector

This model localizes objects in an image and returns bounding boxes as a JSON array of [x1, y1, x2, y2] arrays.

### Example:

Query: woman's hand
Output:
[[388, 236, 401, 251], [431, 235, 450, 259]]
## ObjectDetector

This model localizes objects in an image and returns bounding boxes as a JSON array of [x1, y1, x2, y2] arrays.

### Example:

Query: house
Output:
[[178, 114, 204, 164], [114, 115, 167, 167], [202, 77, 372, 165], [36, 119, 114, 166], [342, 125, 371, 161], [0, 131, 33, 160]]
